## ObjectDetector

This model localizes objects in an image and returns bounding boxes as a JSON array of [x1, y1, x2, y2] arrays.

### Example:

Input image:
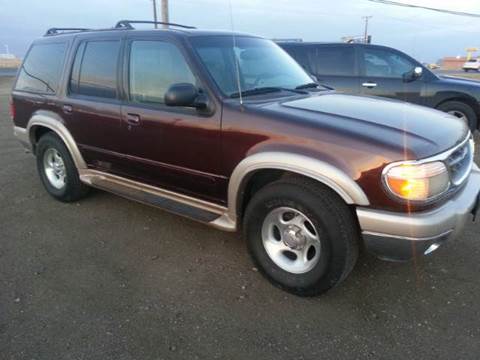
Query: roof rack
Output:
[[273, 38, 303, 43], [44, 20, 196, 37], [115, 20, 196, 30], [44, 27, 91, 36]]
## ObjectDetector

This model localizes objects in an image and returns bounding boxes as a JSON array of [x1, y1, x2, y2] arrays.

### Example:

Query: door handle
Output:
[[126, 113, 141, 126], [362, 82, 378, 88], [62, 104, 73, 114]]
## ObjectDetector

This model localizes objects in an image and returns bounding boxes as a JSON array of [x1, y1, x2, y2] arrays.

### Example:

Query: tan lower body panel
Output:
[[79, 169, 237, 232]]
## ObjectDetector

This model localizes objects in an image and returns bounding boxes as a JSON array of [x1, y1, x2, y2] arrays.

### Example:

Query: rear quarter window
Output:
[[15, 42, 67, 94]]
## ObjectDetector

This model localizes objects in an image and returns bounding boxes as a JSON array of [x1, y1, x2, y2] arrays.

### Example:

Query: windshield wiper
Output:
[[295, 82, 319, 90], [230, 86, 307, 98]]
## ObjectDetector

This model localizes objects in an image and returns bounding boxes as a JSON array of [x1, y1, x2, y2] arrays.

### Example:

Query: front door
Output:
[[358, 46, 425, 105], [119, 37, 223, 203]]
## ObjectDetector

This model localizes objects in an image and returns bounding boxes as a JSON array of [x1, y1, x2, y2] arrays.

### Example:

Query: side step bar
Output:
[[79, 170, 236, 232]]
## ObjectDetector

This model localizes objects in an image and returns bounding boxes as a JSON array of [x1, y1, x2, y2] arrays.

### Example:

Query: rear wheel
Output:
[[438, 100, 478, 131], [36, 132, 89, 202], [243, 177, 359, 296]]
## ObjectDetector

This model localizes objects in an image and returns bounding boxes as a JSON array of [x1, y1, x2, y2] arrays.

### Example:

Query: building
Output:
[[0, 53, 21, 69], [441, 57, 468, 71]]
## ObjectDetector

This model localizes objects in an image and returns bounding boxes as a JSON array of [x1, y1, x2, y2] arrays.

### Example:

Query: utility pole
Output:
[[161, 0, 169, 28], [362, 16, 372, 43], [152, 0, 158, 28]]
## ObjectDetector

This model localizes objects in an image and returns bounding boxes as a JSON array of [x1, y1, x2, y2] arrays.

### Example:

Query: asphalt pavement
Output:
[[1, 76, 479, 360]]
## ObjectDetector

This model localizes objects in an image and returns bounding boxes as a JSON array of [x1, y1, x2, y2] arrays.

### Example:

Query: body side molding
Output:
[[27, 112, 87, 170], [227, 151, 370, 223]]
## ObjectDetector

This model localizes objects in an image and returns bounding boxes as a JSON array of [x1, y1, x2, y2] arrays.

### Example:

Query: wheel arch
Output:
[[434, 94, 480, 128], [27, 111, 87, 170], [227, 152, 370, 224]]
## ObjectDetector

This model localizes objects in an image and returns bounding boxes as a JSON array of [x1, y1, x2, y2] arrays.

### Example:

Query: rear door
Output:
[[118, 35, 223, 203], [64, 36, 125, 172], [358, 46, 425, 104]]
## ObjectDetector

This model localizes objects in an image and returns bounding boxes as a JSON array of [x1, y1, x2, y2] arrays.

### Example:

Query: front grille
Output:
[[446, 137, 474, 186]]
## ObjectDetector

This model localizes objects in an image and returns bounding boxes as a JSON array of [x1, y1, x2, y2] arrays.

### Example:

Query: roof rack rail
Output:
[[44, 27, 91, 36], [115, 20, 196, 30], [272, 38, 303, 43]]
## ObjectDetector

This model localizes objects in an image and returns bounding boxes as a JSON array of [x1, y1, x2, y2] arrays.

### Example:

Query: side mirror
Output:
[[403, 66, 423, 83], [165, 83, 205, 108]]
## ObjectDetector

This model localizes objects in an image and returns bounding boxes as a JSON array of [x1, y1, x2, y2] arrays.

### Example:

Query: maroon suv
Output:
[[10, 21, 480, 296]]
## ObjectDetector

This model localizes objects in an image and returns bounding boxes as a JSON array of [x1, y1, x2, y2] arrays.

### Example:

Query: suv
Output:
[[11, 21, 480, 296], [279, 42, 480, 131], [463, 58, 480, 72]]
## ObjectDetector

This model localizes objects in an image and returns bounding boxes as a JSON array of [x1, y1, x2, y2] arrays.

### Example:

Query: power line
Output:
[[367, 0, 480, 18]]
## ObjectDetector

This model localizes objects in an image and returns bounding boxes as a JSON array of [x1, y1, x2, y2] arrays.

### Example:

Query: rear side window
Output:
[[129, 40, 196, 105], [309, 46, 355, 77], [15, 42, 67, 94], [69, 40, 120, 99]]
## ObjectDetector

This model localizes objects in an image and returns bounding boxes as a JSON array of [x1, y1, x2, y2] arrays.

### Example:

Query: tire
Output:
[[243, 177, 359, 296], [437, 100, 478, 131], [36, 132, 89, 202]]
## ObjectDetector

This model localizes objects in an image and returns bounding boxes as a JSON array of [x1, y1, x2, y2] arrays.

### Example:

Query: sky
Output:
[[1, 0, 479, 63]]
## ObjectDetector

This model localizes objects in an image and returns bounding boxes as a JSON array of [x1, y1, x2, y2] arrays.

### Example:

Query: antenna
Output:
[[228, 0, 243, 105]]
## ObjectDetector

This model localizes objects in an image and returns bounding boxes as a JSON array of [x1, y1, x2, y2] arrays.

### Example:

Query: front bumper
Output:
[[357, 164, 480, 261]]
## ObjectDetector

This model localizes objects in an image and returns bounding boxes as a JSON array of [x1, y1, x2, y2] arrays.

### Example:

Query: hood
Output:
[[268, 93, 468, 159]]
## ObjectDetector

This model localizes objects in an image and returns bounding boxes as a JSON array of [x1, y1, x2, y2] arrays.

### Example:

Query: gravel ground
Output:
[[1, 76, 479, 360]]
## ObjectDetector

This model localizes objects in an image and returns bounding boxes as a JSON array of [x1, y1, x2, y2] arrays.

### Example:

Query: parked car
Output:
[[463, 58, 480, 72], [279, 42, 480, 131], [423, 62, 440, 70], [11, 21, 480, 296]]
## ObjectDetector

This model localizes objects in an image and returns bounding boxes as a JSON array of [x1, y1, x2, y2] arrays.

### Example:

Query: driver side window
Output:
[[363, 48, 416, 78], [129, 40, 196, 105]]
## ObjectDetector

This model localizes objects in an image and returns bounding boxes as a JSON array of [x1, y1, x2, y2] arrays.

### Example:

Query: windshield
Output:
[[191, 36, 315, 97]]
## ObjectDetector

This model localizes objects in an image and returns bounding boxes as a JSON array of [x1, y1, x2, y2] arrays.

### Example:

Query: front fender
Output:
[[227, 151, 370, 222]]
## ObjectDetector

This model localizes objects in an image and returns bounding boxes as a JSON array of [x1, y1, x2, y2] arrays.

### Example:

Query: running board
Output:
[[79, 170, 236, 232]]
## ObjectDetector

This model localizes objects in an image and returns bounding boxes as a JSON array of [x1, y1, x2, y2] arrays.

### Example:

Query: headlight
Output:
[[383, 161, 450, 201]]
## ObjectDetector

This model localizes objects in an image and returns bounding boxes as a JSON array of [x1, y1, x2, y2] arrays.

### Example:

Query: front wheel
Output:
[[243, 177, 359, 296]]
